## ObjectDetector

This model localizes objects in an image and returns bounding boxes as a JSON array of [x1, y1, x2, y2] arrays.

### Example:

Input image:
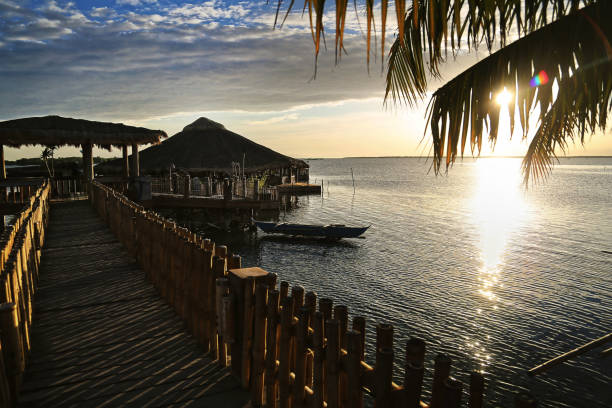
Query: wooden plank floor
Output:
[[19, 200, 250, 408]]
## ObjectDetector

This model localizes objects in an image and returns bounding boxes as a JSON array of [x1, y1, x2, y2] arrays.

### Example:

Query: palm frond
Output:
[[418, 2, 611, 180], [523, 51, 612, 185]]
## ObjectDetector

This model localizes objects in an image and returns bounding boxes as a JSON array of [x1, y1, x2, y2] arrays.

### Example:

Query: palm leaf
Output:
[[414, 1, 611, 180]]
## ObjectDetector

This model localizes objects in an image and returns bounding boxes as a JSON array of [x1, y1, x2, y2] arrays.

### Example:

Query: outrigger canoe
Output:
[[254, 221, 369, 239]]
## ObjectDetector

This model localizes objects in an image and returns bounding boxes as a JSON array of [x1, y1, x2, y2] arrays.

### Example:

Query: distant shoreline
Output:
[[301, 155, 612, 160]]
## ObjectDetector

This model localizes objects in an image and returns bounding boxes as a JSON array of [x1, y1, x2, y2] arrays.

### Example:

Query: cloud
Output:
[[90, 7, 117, 19], [247, 113, 299, 126], [0, 0, 468, 125], [116, 0, 158, 6]]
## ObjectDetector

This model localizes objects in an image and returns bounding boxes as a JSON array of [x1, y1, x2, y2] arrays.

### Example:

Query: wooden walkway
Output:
[[18, 200, 250, 407]]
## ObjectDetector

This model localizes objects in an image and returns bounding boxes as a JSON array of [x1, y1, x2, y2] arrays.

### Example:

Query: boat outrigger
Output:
[[254, 221, 369, 239]]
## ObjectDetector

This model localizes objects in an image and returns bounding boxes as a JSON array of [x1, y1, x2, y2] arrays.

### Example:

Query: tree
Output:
[[278, 0, 611, 183], [41, 146, 57, 178]]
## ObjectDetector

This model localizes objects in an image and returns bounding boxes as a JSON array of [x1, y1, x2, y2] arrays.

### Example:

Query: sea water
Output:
[[195, 157, 612, 407]]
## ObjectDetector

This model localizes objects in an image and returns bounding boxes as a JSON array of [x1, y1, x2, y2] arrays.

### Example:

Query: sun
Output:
[[495, 87, 513, 106]]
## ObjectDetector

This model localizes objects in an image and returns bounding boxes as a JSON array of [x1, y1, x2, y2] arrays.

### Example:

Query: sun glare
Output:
[[495, 87, 513, 106]]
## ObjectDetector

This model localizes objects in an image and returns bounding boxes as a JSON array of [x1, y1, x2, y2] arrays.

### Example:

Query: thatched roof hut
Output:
[[0, 115, 166, 148], [97, 117, 307, 177], [0, 115, 167, 180]]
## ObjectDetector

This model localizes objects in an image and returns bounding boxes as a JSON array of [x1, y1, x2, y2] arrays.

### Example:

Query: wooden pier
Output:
[[0, 178, 544, 408], [13, 198, 249, 407]]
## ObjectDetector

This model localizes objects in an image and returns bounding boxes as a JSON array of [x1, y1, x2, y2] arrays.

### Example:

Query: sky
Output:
[[1, 0, 610, 160]]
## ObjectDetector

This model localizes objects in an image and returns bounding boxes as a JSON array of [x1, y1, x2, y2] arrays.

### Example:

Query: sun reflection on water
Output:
[[470, 158, 530, 371]]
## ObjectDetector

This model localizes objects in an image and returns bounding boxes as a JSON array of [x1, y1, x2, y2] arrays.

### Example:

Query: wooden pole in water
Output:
[[351, 168, 355, 194], [528, 332, 612, 376]]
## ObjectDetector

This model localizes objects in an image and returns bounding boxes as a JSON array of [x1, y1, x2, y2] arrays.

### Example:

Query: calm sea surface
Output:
[[182, 157, 612, 407]]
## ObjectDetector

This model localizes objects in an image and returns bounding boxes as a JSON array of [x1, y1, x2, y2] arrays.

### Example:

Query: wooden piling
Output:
[[375, 346, 394, 407]]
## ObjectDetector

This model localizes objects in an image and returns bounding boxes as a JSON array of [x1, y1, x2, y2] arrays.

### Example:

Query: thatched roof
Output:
[[0, 115, 167, 148], [97, 117, 307, 175]]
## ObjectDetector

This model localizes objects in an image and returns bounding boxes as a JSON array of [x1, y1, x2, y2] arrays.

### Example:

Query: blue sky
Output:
[[1, 0, 610, 159]]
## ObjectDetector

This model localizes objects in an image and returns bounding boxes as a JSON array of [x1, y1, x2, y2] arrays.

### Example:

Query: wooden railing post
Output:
[[251, 283, 268, 406], [325, 319, 340, 408], [404, 337, 426, 407], [278, 296, 294, 408], [346, 330, 363, 408], [431, 354, 452, 408], [265, 289, 280, 408]]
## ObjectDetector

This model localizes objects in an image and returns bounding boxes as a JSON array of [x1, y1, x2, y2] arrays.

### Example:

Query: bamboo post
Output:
[[280, 281, 289, 302], [441, 377, 463, 408], [431, 354, 452, 408], [279, 296, 294, 408], [221, 294, 235, 343], [352, 316, 366, 359], [469, 372, 485, 408], [251, 283, 268, 406], [265, 289, 280, 408], [375, 346, 394, 408], [201, 244, 214, 352], [325, 319, 340, 408], [404, 337, 426, 407], [304, 291, 317, 321], [216, 277, 229, 366], [293, 307, 310, 407], [0, 303, 24, 402], [241, 277, 255, 386], [291, 285, 304, 317], [319, 298, 333, 322], [312, 311, 324, 408], [346, 330, 363, 408], [333, 304, 348, 406]]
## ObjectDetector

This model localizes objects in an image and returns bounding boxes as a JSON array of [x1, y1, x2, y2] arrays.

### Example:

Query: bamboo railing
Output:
[[89, 181, 538, 408], [0, 179, 51, 406]]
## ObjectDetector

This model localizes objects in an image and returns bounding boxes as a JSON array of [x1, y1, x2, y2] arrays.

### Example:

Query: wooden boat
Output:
[[254, 221, 369, 238]]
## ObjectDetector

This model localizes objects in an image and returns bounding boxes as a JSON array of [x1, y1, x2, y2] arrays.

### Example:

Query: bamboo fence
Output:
[[88, 180, 539, 408], [0, 179, 50, 406]]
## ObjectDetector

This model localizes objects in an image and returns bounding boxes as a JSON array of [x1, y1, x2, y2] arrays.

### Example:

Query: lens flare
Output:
[[495, 87, 513, 105], [530, 70, 549, 87]]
